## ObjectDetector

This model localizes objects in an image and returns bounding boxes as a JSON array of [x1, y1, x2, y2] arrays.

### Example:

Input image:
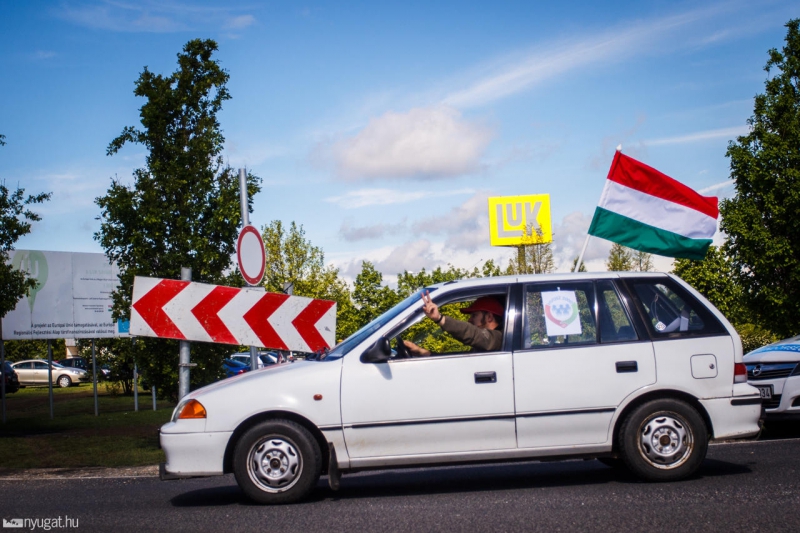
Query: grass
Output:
[[0, 384, 175, 469]]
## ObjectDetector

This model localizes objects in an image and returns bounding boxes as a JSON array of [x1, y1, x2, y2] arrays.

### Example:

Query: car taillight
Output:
[[178, 399, 207, 419], [734, 362, 748, 383]]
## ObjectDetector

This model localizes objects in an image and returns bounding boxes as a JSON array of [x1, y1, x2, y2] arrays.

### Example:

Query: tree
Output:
[[672, 246, 745, 324], [0, 135, 52, 319], [720, 19, 800, 339], [261, 220, 353, 342], [95, 40, 261, 399], [507, 243, 555, 274], [606, 243, 633, 271], [351, 261, 400, 327], [570, 257, 587, 272], [631, 250, 654, 272]]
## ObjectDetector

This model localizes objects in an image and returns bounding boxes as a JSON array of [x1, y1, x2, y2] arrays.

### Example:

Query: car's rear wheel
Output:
[[619, 398, 708, 481], [233, 419, 321, 504], [57, 375, 72, 388]]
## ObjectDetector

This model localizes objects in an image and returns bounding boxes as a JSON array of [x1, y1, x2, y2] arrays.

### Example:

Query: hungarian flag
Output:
[[588, 151, 718, 260]]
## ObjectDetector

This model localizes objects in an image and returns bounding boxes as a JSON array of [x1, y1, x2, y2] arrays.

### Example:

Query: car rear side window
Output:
[[597, 280, 638, 343], [522, 282, 596, 349], [628, 278, 726, 338]]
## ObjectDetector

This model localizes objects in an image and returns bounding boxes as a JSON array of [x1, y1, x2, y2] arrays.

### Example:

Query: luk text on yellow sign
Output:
[[488, 194, 552, 246]]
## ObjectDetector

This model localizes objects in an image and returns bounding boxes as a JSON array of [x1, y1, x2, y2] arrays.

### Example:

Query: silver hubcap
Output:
[[638, 413, 693, 469], [247, 437, 302, 493]]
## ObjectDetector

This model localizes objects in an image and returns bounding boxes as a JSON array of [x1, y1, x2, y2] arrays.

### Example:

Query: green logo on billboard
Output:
[[11, 251, 48, 312]]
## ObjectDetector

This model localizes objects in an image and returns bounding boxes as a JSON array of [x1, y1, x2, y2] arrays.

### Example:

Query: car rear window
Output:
[[626, 278, 727, 338]]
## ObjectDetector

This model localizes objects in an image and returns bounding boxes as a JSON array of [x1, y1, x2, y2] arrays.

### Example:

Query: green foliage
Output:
[[95, 40, 260, 399], [720, 19, 800, 338], [507, 243, 555, 274], [736, 323, 780, 354], [571, 256, 587, 272], [1, 339, 66, 362], [606, 243, 633, 271], [631, 250, 653, 272], [261, 220, 353, 342], [672, 246, 747, 324], [352, 261, 400, 328], [0, 137, 52, 318]]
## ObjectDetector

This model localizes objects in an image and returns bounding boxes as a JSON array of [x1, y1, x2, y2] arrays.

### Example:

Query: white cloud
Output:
[[441, 6, 726, 108], [699, 180, 734, 194], [644, 126, 749, 146], [339, 220, 406, 242], [330, 106, 493, 181], [412, 191, 493, 253], [56, 1, 254, 33], [325, 187, 475, 209], [223, 14, 255, 29]]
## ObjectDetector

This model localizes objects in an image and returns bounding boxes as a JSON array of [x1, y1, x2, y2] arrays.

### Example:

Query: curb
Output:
[[0, 465, 159, 480]]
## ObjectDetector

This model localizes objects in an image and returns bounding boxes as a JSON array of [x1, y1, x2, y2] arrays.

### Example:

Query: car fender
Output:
[[174, 359, 343, 434]]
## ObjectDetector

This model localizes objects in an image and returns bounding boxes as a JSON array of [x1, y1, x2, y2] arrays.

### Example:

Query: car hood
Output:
[[744, 340, 800, 363], [182, 359, 343, 432]]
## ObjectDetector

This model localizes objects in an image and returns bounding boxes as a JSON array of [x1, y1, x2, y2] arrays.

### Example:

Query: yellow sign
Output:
[[488, 194, 552, 246]]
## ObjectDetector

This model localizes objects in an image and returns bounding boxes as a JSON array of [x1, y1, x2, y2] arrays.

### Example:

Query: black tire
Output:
[[619, 398, 708, 481], [233, 419, 321, 504], [57, 375, 72, 388]]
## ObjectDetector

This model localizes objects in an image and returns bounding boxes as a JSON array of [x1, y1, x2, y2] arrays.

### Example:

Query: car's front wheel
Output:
[[619, 398, 708, 481], [57, 375, 72, 388], [233, 419, 321, 504]]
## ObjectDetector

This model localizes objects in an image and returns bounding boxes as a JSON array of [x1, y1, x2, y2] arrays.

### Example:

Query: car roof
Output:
[[426, 271, 669, 290]]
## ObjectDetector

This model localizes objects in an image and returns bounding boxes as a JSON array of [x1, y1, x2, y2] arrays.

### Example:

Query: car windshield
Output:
[[324, 288, 435, 360]]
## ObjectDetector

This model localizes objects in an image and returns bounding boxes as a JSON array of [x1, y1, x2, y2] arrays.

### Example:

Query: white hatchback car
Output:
[[744, 335, 800, 419], [160, 273, 762, 504]]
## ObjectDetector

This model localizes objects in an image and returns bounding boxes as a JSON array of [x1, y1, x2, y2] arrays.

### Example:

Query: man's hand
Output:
[[421, 290, 445, 325], [403, 339, 431, 357]]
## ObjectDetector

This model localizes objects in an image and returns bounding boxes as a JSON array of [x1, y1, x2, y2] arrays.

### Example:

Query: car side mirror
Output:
[[361, 337, 392, 363]]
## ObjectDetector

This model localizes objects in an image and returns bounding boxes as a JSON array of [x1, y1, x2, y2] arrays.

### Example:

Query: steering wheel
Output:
[[394, 334, 410, 359]]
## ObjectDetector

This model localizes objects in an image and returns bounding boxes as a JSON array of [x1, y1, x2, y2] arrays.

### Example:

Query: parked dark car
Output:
[[223, 358, 250, 378], [58, 357, 111, 379], [1, 361, 20, 394]]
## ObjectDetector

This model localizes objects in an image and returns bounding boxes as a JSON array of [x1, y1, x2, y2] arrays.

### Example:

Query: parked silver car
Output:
[[11, 359, 89, 388], [744, 335, 800, 419]]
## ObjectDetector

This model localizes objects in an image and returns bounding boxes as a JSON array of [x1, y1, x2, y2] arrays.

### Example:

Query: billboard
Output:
[[488, 194, 553, 246], [1, 250, 129, 340]]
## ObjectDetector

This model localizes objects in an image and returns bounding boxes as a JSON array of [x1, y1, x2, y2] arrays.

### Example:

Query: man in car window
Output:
[[403, 292, 504, 356]]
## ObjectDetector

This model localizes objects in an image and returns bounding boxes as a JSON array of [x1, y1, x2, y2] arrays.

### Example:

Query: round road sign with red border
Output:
[[237, 225, 266, 286]]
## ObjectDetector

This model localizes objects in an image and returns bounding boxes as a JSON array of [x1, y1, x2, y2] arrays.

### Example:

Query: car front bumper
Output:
[[159, 427, 232, 479], [747, 375, 800, 419]]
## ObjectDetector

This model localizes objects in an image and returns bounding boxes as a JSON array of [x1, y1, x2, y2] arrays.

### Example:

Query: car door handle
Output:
[[475, 371, 497, 383], [616, 361, 638, 373]]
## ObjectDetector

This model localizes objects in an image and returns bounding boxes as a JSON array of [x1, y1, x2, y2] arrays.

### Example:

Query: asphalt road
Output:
[[2, 438, 799, 533]]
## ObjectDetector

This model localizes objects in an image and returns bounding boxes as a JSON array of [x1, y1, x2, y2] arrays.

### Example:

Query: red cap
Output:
[[461, 296, 504, 317]]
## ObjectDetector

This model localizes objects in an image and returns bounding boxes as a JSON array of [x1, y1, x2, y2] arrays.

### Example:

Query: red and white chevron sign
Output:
[[130, 276, 336, 352]]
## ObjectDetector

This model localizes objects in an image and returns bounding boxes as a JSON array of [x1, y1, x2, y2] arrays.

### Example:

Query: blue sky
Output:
[[1, 0, 796, 283]]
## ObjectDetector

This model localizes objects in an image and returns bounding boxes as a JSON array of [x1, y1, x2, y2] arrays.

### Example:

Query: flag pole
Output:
[[574, 235, 591, 273]]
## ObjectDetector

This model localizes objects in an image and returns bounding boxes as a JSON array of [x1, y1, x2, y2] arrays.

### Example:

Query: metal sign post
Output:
[[238, 168, 265, 372], [47, 340, 54, 420], [1, 336, 6, 424], [178, 267, 192, 399], [133, 361, 138, 412], [91, 339, 98, 416]]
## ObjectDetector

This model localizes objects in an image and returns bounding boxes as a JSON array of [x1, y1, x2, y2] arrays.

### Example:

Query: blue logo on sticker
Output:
[[117, 320, 130, 334]]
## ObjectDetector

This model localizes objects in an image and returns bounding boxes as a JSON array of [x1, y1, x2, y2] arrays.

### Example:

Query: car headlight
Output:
[[172, 399, 206, 421]]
